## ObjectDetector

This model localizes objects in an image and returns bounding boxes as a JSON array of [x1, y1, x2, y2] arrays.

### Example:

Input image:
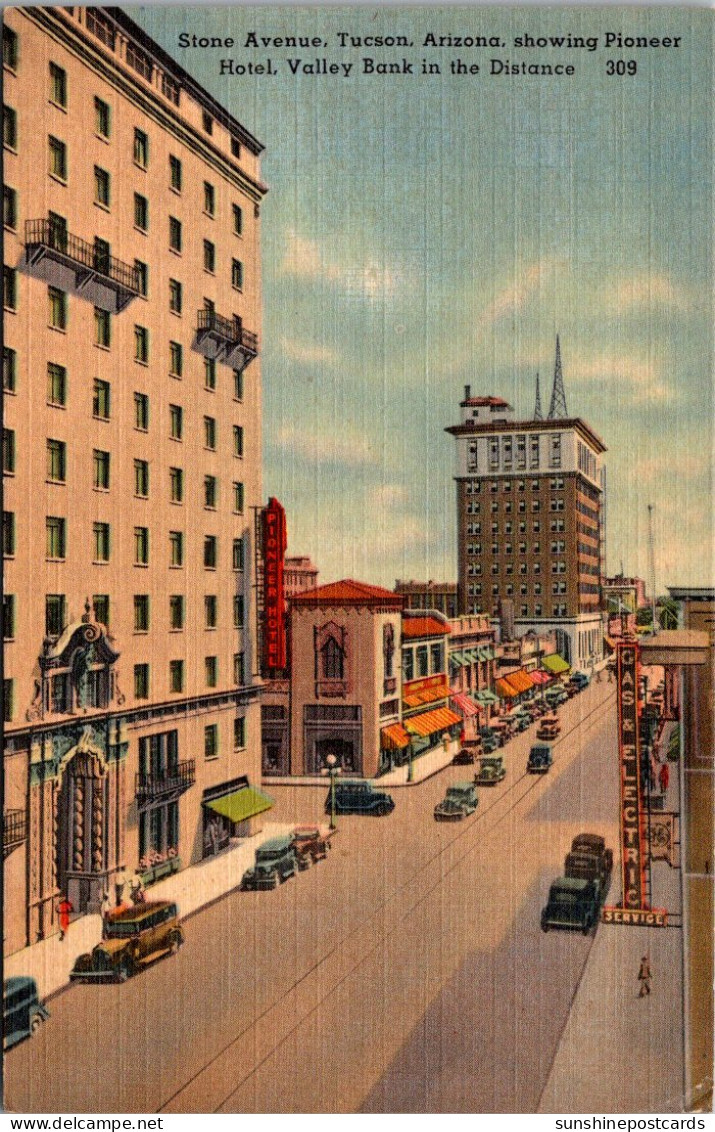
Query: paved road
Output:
[[6, 682, 622, 1113]]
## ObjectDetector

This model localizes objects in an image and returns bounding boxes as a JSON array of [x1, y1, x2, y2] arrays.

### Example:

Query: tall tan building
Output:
[[446, 365, 607, 672], [2, 7, 267, 954]]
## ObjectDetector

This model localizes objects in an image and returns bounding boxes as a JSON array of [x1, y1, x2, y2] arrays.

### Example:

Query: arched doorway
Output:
[[56, 749, 107, 913]]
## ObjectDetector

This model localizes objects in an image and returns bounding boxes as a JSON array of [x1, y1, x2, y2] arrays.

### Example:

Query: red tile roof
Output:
[[289, 578, 404, 609], [401, 616, 451, 639]]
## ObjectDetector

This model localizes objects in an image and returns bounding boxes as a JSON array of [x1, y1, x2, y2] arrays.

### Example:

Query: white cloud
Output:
[[477, 257, 562, 333], [604, 273, 691, 314], [279, 229, 409, 302], [273, 422, 380, 467], [567, 352, 673, 403], [280, 336, 336, 365]]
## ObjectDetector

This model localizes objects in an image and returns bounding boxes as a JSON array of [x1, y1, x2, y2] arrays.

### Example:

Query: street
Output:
[[4, 681, 683, 1113]]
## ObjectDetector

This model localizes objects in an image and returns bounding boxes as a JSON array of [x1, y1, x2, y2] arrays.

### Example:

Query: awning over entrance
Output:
[[402, 678, 451, 709], [530, 669, 551, 685], [404, 706, 462, 737], [203, 785, 274, 824], [506, 669, 534, 694], [380, 723, 410, 750], [475, 689, 499, 705], [449, 651, 468, 668], [542, 654, 571, 675], [495, 676, 520, 699], [450, 691, 481, 717]]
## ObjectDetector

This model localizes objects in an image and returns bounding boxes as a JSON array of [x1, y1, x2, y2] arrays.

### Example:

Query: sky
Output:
[[129, 4, 713, 591]]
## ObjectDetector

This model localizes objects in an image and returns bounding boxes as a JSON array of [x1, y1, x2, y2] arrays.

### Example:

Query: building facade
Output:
[[446, 381, 607, 672], [284, 555, 319, 599], [2, 8, 267, 954], [394, 579, 458, 619]]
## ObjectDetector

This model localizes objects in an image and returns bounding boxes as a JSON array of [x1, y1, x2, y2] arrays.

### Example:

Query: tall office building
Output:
[[446, 343, 607, 671], [2, 7, 267, 954]]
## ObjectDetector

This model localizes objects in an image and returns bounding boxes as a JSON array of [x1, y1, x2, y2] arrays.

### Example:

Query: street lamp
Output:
[[326, 752, 338, 831]]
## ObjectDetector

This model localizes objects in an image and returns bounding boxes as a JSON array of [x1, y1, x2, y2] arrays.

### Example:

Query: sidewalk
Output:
[[4, 821, 295, 1003], [266, 735, 460, 789]]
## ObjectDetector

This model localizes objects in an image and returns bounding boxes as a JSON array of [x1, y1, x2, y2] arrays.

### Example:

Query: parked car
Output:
[[480, 725, 506, 749], [70, 901, 183, 982], [545, 685, 569, 707], [474, 754, 506, 786], [537, 713, 561, 741], [565, 832, 613, 892], [291, 824, 332, 869], [434, 781, 478, 821], [527, 742, 553, 774], [570, 671, 591, 691], [3, 977, 50, 1050], [507, 710, 531, 733], [452, 746, 476, 766], [327, 779, 395, 816], [540, 877, 601, 934], [490, 719, 514, 742], [241, 835, 298, 889]]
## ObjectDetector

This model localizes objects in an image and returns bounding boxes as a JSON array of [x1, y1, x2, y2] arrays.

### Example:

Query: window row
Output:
[[15, 522, 245, 567], [132, 653, 246, 698]]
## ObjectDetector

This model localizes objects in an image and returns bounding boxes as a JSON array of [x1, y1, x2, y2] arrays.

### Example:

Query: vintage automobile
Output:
[[479, 730, 501, 754], [570, 671, 591, 691], [3, 976, 50, 1049], [434, 781, 478, 821], [537, 713, 561, 741], [474, 754, 506, 786], [506, 709, 531, 733], [540, 877, 602, 934], [452, 739, 482, 765], [328, 780, 395, 816], [70, 901, 183, 982], [545, 685, 569, 707], [565, 832, 614, 890], [527, 742, 553, 774], [241, 835, 298, 889], [291, 824, 332, 869]]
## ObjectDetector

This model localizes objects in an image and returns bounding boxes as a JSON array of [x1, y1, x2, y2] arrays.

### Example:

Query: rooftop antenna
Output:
[[534, 373, 543, 420], [547, 334, 568, 419]]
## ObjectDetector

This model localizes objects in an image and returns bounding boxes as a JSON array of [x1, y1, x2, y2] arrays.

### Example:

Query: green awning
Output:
[[449, 651, 467, 667], [204, 786, 274, 824], [481, 647, 495, 661], [475, 689, 499, 704], [542, 654, 571, 675]]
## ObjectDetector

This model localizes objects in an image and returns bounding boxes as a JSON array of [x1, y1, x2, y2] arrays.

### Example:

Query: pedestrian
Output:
[[658, 762, 670, 796], [57, 895, 73, 941], [114, 867, 128, 907], [638, 955, 652, 997], [100, 890, 112, 938], [129, 870, 145, 905]]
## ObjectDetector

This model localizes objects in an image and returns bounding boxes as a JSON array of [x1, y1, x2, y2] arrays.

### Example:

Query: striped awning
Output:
[[475, 689, 499, 705], [404, 706, 462, 737], [495, 676, 520, 699], [542, 654, 571, 675], [403, 681, 450, 708], [508, 669, 534, 694], [481, 647, 495, 660], [449, 651, 468, 668], [450, 691, 481, 718], [530, 670, 551, 685], [380, 723, 411, 750]]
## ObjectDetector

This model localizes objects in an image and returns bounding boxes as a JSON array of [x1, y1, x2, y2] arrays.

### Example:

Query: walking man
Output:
[[57, 895, 73, 941], [658, 762, 670, 796], [638, 955, 652, 997]]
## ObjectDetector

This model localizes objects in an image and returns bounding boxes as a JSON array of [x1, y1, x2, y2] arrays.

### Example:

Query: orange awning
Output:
[[404, 706, 462, 737], [380, 723, 410, 750], [508, 669, 534, 694], [495, 677, 520, 699], [402, 681, 450, 709]]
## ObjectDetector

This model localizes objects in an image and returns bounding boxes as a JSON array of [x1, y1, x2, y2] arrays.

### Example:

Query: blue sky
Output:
[[129, 5, 713, 590]]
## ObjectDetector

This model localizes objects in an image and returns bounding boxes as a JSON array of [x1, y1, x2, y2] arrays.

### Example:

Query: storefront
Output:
[[201, 776, 273, 857]]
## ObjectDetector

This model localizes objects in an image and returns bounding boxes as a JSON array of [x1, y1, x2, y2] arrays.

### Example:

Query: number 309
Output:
[[606, 59, 637, 75]]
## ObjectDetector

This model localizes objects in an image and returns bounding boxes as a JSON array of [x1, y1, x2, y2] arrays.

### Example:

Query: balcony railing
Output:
[[135, 759, 196, 806], [25, 220, 141, 311], [3, 809, 27, 857], [195, 309, 258, 370]]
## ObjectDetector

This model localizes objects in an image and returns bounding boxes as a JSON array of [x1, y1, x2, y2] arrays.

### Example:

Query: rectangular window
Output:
[[169, 404, 183, 440], [202, 111, 213, 135], [134, 392, 149, 431], [169, 595, 185, 630], [233, 716, 246, 750], [204, 357, 216, 390], [48, 363, 67, 407], [47, 438, 66, 482], [233, 652, 245, 686], [169, 530, 184, 567], [94, 306, 110, 346], [3, 347, 16, 392], [203, 239, 215, 274], [4, 185, 17, 229], [134, 325, 149, 363], [3, 267, 17, 312], [169, 659, 184, 693], [4, 105, 18, 149], [205, 656, 218, 687], [232, 537, 244, 571], [3, 26, 19, 70], [134, 526, 149, 565], [169, 340, 183, 377], [45, 594, 66, 637], [233, 482, 244, 514], [169, 467, 184, 503], [204, 536, 217, 569], [93, 595, 109, 626], [134, 595, 150, 632], [3, 594, 15, 639], [3, 511, 16, 556], [233, 369, 243, 402], [229, 258, 245, 293], [416, 645, 429, 678], [233, 425, 244, 457], [205, 595, 217, 628], [94, 166, 110, 206], [233, 595, 244, 628], [134, 459, 149, 498], [134, 192, 148, 230], [48, 287, 70, 330], [169, 278, 182, 313], [203, 181, 215, 215], [204, 416, 216, 450], [232, 203, 243, 235], [48, 135, 67, 179], [133, 128, 148, 168], [4, 679, 14, 723], [3, 429, 16, 474], [231, 137, 241, 159], [169, 216, 182, 252], [93, 449, 110, 490], [204, 724, 218, 760], [49, 62, 67, 107], [134, 664, 149, 699], [94, 96, 110, 137], [92, 378, 110, 419], [93, 521, 110, 562], [134, 259, 148, 297], [169, 154, 182, 191], [46, 515, 66, 559], [204, 475, 217, 509]]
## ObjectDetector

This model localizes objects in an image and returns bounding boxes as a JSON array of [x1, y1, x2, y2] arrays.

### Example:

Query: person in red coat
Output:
[[658, 762, 670, 796], [57, 896, 73, 941]]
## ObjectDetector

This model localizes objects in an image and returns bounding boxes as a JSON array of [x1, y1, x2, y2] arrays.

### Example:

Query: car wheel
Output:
[[169, 931, 183, 955], [541, 923, 549, 933], [30, 1014, 44, 1035], [302, 854, 312, 869], [582, 920, 592, 936], [118, 956, 134, 982]]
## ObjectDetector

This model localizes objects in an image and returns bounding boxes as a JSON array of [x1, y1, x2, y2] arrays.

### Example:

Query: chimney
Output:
[[464, 384, 471, 400]]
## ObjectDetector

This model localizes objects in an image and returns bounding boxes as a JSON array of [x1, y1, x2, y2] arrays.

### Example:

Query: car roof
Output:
[[259, 835, 295, 851], [551, 876, 592, 892], [450, 781, 476, 791], [572, 833, 605, 848], [4, 976, 38, 995], [109, 900, 176, 923]]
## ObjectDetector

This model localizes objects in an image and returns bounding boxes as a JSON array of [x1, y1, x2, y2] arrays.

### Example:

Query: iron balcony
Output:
[[135, 760, 196, 807], [3, 809, 27, 858], [195, 308, 258, 371], [24, 220, 141, 312]]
